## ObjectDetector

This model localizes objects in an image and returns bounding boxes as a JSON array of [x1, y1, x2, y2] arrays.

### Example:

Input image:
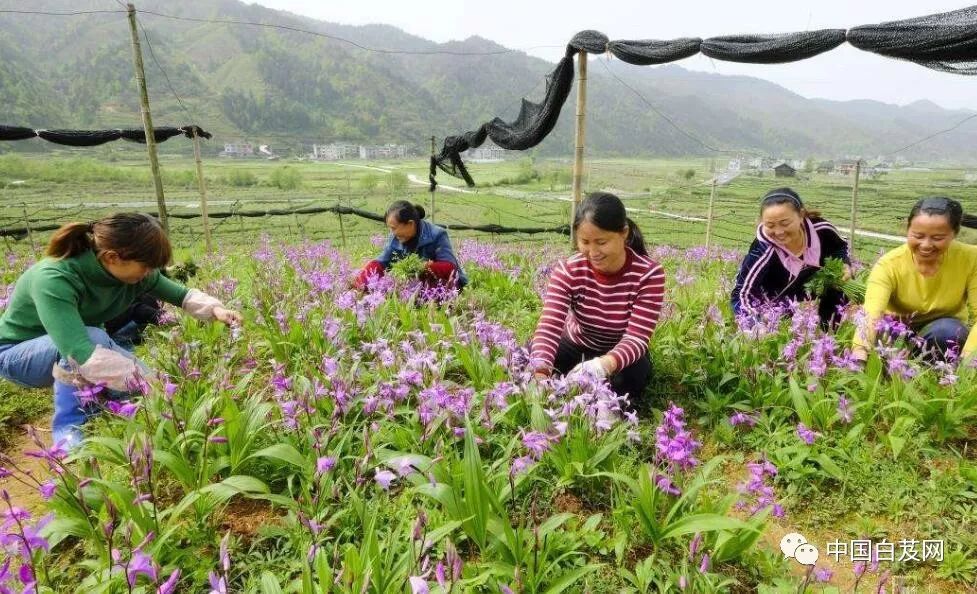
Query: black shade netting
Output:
[[1, 125, 212, 146], [700, 30, 847, 63], [429, 5, 977, 188], [847, 5, 977, 74]]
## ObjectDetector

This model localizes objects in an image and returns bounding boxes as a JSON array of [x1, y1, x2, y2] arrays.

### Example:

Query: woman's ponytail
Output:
[[46, 222, 94, 259], [625, 217, 648, 256]]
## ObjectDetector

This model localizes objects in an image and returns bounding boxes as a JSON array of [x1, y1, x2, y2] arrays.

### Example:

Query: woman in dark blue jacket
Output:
[[356, 201, 468, 289], [731, 188, 851, 324]]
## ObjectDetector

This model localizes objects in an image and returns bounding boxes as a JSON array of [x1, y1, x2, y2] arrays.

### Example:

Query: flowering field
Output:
[[1, 238, 976, 593]]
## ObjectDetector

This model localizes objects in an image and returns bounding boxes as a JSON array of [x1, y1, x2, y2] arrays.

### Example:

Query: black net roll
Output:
[[430, 5, 977, 189], [36, 129, 123, 146], [2, 125, 213, 146], [119, 127, 189, 144], [608, 38, 702, 65], [432, 52, 575, 188], [847, 5, 977, 74], [0, 126, 38, 141], [700, 30, 847, 64], [569, 30, 609, 53]]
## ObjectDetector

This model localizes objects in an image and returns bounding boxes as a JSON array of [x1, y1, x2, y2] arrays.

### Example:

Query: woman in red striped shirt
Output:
[[531, 192, 666, 403]]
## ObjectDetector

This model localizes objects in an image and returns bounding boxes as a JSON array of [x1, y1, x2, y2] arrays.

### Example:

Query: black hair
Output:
[[759, 187, 821, 219], [385, 200, 426, 224], [573, 192, 647, 256], [906, 196, 977, 233]]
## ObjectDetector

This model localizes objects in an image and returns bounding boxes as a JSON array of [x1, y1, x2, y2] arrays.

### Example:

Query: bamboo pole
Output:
[[126, 3, 168, 231], [569, 50, 588, 247], [429, 135, 437, 224], [190, 128, 212, 254], [22, 203, 36, 255], [849, 160, 861, 256], [705, 179, 717, 252]]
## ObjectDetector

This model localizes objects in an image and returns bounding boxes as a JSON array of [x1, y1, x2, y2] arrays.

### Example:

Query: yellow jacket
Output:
[[856, 241, 977, 355]]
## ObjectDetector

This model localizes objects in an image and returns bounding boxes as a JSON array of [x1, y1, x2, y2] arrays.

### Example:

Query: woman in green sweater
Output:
[[0, 213, 241, 447], [854, 197, 977, 362]]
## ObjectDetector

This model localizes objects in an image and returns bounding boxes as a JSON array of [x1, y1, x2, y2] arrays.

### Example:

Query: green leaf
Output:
[[661, 514, 751, 540], [788, 377, 812, 426], [260, 571, 285, 594], [815, 454, 844, 481], [246, 443, 307, 470], [541, 564, 602, 594]]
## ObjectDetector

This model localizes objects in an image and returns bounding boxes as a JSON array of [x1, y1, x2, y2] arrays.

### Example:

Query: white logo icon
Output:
[[795, 543, 820, 566], [780, 532, 820, 566], [780, 533, 808, 558]]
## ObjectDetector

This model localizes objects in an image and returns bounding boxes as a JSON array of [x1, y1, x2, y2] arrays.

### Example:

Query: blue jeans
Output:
[[0, 326, 144, 445], [917, 317, 969, 360]]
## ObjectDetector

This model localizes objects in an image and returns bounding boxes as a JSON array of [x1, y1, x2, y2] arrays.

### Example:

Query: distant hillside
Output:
[[1, 0, 975, 161]]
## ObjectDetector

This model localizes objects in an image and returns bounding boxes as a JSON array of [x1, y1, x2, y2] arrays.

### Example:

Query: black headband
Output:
[[918, 197, 953, 211], [762, 192, 803, 209]]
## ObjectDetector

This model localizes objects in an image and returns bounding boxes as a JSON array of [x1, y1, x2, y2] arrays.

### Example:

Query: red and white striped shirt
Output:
[[531, 248, 666, 372]]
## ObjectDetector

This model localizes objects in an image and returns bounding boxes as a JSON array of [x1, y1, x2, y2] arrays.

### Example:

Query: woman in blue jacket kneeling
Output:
[[356, 201, 468, 289]]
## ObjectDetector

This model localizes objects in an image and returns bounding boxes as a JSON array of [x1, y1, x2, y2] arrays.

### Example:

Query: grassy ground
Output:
[[1, 153, 974, 261]]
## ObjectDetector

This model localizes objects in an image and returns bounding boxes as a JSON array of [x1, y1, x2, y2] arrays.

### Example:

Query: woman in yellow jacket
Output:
[[854, 197, 977, 362]]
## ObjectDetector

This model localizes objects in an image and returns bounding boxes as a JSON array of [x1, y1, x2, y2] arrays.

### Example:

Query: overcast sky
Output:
[[248, 0, 977, 111]]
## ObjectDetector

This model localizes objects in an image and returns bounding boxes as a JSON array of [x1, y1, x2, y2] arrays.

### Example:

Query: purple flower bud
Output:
[[409, 576, 429, 594], [698, 553, 710, 574], [374, 470, 396, 490], [316, 456, 336, 475]]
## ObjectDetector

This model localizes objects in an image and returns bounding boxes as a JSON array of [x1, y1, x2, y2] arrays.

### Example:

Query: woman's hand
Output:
[[213, 306, 243, 326], [842, 264, 853, 282]]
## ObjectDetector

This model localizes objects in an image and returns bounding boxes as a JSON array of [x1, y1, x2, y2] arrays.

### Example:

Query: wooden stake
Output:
[[570, 50, 588, 246], [21, 204, 37, 255], [849, 160, 861, 256], [429, 135, 437, 225], [705, 179, 717, 252], [190, 128, 212, 254], [126, 3, 168, 231]]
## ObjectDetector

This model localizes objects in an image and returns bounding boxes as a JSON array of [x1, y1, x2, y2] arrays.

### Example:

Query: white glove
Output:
[[52, 345, 146, 392], [181, 289, 224, 322], [569, 358, 607, 379]]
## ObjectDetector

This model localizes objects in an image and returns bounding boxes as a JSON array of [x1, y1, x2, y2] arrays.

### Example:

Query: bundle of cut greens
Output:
[[389, 253, 427, 282], [805, 257, 867, 303]]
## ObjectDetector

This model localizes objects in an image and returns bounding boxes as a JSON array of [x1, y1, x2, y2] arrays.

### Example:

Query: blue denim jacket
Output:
[[376, 219, 468, 287]]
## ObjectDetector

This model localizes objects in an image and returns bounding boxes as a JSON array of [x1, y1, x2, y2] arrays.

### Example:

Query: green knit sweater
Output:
[[0, 250, 188, 364]]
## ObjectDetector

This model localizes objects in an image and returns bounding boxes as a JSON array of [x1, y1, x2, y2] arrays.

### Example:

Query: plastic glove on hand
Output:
[[568, 358, 607, 379]]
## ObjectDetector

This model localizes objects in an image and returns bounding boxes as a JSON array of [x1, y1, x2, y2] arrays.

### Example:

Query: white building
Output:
[[312, 143, 358, 161], [464, 145, 507, 162], [221, 142, 253, 157], [358, 144, 409, 159]]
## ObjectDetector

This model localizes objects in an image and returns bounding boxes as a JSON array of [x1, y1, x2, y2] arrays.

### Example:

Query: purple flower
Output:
[[814, 566, 833, 583], [654, 473, 680, 496], [113, 549, 158, 587], [837, 396, 853, 423], [39, 481, 56, 501], [698, 553, 710, 574], [729, 412, 757, 427], [208, 572, 228, 594], [796, 423, 819, 445], [105, 400, 140, 418], [655, 403, 700, 472], [736, 459, 783, 517], [510, 456, 534, 477], [316, 456, 336, 476], [689, 533, 702, 560], [521, 431, 552, 459], [409, 576, 429, 594], [219, 532, 231, 573], [375, 470, 397, 490]]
